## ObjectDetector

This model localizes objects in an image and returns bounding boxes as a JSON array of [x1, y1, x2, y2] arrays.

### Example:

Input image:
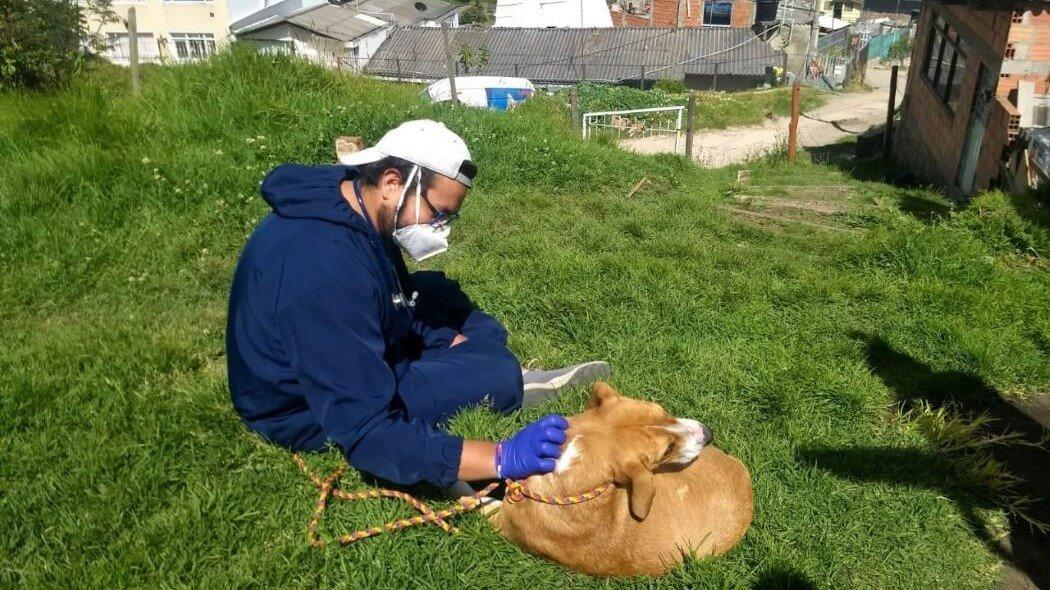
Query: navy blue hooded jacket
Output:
[[226, 164, 519, 487]]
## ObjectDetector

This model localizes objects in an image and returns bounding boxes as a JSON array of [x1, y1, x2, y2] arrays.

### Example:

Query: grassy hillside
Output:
[[1, 48, 1048, 588]]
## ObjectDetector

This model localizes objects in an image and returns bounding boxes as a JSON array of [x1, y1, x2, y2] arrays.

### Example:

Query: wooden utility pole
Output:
[[788, 81, 801, 161], [883, 64, 899, 161], [685, 92, 697, 159], [441, 22, 459, 105], [569, 86, 581, 130], [127, 7, 140, 96]]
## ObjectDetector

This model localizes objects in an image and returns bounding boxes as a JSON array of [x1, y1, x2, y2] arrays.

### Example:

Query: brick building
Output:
[[893, 1, 1050, 196], [610, 0, 755, 28]]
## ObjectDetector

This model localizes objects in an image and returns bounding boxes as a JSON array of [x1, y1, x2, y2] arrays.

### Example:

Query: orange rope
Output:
[[503, 478, 612, 506], [292, 453, 498, 547]]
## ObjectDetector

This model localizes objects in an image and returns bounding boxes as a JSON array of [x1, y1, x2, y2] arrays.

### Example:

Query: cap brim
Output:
[[338, 146, 386, 167]]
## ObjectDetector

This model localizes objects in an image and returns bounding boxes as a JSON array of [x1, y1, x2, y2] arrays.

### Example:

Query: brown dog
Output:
[[490, 382, 753, 577]]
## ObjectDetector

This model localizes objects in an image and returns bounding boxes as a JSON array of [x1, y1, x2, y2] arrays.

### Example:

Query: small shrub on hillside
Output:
[[653, 79, 686, 94]]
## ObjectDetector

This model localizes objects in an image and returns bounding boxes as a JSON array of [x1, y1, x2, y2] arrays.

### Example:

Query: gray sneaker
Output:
[[521, 361, 612, 407], [440, 479, 478, 499]]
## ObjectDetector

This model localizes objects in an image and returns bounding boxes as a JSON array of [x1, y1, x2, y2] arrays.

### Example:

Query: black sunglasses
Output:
[[418, 188, 460, 228]]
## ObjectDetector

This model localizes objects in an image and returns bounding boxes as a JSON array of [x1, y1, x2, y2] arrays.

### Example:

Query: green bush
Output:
[[570, 82, 683, 113], [459, 0, 494, 25], [653, 79, 686, 94], [0, 0, 80, 89], [0, 0, 115, 90]]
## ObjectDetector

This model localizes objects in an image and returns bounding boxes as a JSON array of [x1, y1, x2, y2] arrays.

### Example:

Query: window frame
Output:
[[169, 32, 217, 62], [702, 0, 733, 26], [921, 13, 968, 111]]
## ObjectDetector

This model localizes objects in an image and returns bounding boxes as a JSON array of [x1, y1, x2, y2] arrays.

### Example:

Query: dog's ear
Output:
[[620, 459, 656, 521], [586, 381, 620, 410]]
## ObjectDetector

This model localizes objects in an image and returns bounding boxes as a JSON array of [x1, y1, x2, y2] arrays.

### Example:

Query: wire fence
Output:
[[353, 54, 786, 89]]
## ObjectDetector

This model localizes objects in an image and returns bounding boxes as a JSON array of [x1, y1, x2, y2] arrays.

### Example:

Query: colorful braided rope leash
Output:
[[293, 454, 612, 547]]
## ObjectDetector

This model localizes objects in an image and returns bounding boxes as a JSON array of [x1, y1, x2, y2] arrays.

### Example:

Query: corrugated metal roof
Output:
[[286, 4, 384, 40], [231, 0, 318, 32], [365, 27, 784, 83], [233, 0, 457, 41]]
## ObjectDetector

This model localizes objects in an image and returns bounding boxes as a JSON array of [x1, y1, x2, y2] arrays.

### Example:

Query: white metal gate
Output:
[[582, 106, 685, 153]]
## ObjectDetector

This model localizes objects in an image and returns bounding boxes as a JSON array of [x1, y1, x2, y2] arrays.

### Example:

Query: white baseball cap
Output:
[[338, 119, 477, 187]]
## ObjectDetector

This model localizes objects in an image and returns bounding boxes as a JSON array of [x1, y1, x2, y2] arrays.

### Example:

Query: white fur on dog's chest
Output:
[[555, 437, 580, 474]]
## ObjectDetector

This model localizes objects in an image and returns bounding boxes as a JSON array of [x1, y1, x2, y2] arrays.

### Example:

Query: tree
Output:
[[457, 44, 491, 74], [459, 0, 493, 26], [0, 0, 116, 90]]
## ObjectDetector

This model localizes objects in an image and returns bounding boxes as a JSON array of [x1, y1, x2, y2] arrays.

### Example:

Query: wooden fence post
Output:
[[711, 62, 720, 91], [788, 81, 801, 161], [685, 92, 697, 159], [883, 64, 899, 161], [127, 7, 140, 96], [570, 86, 581, 130], [441, 22, 459, 105], [395, 58, 402, 81]]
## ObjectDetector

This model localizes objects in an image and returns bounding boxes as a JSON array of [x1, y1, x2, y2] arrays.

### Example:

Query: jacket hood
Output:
[[261, 164, 369, 230]]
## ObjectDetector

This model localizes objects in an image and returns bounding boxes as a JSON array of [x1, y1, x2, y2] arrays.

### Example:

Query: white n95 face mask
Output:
[[392, 166, 451, 262]]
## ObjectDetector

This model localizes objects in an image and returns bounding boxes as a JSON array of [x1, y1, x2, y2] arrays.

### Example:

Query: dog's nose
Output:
[[697, 423, 712, 445]]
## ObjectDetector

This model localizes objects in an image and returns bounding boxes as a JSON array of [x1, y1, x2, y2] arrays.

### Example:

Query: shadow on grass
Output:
[[798, 333, 1049, 588], [752, 566, 816, 589], [1008, 190, 1050, 232]]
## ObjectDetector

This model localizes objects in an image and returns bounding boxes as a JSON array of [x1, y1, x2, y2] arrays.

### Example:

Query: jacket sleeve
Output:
[[276, 282, 464, 487]]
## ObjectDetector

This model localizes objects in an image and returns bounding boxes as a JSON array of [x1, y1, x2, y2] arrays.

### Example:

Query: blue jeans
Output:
[[396, 310, 524, 424]]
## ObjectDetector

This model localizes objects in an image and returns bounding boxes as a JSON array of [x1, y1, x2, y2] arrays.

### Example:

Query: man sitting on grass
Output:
[[226, 120, 610, 494]]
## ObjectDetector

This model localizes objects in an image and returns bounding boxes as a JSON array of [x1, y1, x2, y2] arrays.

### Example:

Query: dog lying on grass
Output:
[[490, 382, 753, 576]]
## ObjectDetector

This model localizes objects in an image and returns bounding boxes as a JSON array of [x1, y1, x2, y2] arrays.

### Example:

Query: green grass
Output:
[[2, 48, 1048, 588]]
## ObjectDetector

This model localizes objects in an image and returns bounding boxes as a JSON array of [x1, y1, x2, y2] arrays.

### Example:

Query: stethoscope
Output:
[[353, 179, 417, 311]]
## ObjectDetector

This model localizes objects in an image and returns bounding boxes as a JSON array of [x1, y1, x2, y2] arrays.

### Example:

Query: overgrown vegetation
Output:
[[0, 0, 116, 89], [2, 48, 1048, 588]]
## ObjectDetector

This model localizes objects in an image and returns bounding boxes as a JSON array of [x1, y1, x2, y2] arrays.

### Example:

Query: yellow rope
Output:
[[292, 454, 613, 547], [292, 453, 498, 547]]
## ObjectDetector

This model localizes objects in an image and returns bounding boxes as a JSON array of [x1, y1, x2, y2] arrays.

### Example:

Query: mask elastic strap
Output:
[[393, 165, 420, 229], [413, 170, 423, 225]]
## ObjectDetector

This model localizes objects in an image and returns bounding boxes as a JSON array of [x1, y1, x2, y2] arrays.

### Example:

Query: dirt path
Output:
[[621, 65, 906, 167]]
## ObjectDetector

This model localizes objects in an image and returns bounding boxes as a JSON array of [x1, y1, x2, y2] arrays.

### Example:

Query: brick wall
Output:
[[998, 9, 1050, 105], [729, 0, 754, 27], [892, 1, 1028, 194], [610, 0, 752, 28]]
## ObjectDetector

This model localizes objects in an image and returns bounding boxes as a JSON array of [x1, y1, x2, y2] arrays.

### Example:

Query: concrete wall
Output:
[[90, 0, 232, 64]]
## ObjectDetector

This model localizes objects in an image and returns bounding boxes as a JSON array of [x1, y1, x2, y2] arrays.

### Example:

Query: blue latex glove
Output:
[[496, 414, 569, 480]]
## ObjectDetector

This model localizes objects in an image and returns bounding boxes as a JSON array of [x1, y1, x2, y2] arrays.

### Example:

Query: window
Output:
[[921, 13, 967, 110], [1033, 95, 1050, 127], [170, 33, 216, 61], [106, 33, 160, 63], [833, 2, 843, 19], [703, 0, 732, 26]]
